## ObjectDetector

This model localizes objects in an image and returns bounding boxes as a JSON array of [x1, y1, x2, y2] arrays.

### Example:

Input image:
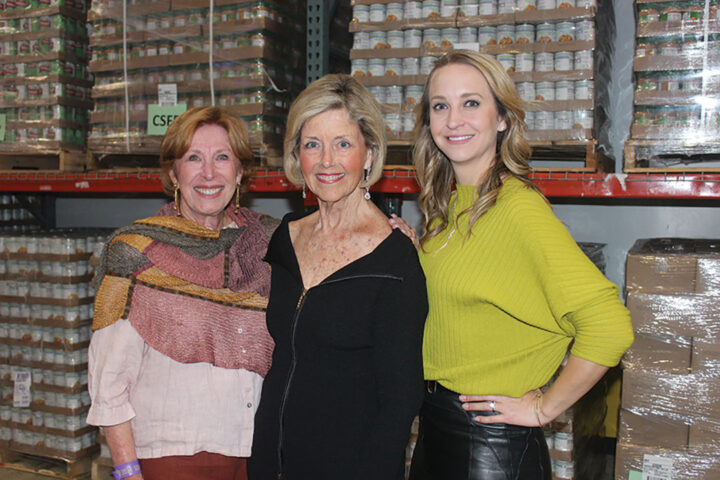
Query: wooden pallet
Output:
[[0, 151, 93, 173], [625, 140, 720, 173], [0, 448, 95, 479], [90, 457, 112, 480], [529, 140, 611, 173]]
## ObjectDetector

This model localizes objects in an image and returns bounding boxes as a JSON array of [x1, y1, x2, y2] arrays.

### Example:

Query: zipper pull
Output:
[[295, 288, 307, 310]]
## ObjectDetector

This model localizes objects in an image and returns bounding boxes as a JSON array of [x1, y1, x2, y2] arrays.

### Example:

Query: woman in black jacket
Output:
[[248, 74, 427, 480]]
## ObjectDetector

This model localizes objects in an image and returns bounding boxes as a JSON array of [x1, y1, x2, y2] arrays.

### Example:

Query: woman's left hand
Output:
[[388, 214, 419, 249], [459, 389, 545, 427]]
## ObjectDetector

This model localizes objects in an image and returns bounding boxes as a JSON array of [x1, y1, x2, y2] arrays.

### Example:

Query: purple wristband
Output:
[[113, 459, 141, 480]]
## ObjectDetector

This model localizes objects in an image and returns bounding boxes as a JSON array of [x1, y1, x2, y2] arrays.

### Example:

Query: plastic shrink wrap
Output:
[[618, 238, 720, 480]]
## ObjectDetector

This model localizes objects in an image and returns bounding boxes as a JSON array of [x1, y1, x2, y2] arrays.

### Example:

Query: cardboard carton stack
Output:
[[0, 0, 92, 164], [0, 229, 110, 471], [617, 238, 720, 479], [87, 0, 305, 166], [627, 1, 720, 171], [349, 0, 607, 170]]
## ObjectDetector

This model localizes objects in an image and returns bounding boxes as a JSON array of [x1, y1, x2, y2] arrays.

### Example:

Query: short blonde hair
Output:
[[283, 74, 387, 187], [159, 106, 253, 196]]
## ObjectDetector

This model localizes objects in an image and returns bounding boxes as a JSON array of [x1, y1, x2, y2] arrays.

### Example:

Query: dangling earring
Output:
[[363, 168, 371, 200], [173, 184, 181, 216], [302, 183, 306, 199], [234, 183, 241, 214]]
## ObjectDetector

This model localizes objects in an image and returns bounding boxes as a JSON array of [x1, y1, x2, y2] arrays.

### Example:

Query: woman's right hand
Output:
[[388, 214, 420, 249]]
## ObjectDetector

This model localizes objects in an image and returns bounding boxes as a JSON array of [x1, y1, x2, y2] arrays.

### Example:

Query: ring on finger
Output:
[[489, 400, 496, 412]]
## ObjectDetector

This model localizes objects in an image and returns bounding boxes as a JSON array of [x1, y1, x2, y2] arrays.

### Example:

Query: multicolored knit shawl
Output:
[[92, 203, 277, 377]]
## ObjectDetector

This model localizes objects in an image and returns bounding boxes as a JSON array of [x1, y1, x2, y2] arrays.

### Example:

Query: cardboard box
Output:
[[626, 238, 720, 295], [622, 332, 692, 372], [692, 338, 720, 372], [615, 442, 720, 480], [618, 409, 689, 450], [626, 292, 720, 339]]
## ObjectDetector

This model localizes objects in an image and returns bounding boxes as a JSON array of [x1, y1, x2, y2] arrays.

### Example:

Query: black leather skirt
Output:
[[409, 381, 552, 480]]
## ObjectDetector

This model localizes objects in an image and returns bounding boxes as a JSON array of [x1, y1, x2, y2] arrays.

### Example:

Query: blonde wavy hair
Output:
[[283, 74, 386, 187], [413, 50, 542, 247]]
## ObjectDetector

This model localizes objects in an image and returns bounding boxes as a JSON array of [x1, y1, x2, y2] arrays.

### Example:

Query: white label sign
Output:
[[158, 84, 178, 107], [12, 370, 32, 408], [642, 454, 674, 480]]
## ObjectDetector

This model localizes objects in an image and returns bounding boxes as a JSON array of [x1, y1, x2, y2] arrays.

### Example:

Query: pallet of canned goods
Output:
[[627, 0, 720, 172], [0, 1, 93, 171], [350, 0, 614, 173], [87, 0, 305, 167], [0, 229, 112, 477]]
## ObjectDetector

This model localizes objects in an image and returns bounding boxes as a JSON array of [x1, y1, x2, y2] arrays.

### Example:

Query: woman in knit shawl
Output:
[[87, 106, 277, 480], [400, 51, 634, 479]]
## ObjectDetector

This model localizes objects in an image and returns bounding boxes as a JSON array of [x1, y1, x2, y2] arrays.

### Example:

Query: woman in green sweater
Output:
[[404, 50, 634, 479]]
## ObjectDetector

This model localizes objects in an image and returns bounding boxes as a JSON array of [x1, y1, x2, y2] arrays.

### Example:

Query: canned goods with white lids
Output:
[[368, 86, 387, 104], [535, 111, 554, 130], [386, 85, 404, 104], [402, 112, 416, 132], [515, 52, 534, 72], [574, 49, 593, 70], [577, 0, 595, 6], [385, 113, 402, 131], [574, 109, 593, 129], [405, 85, 425, 107], [478, 25, 497, 45], [459, 0, 479, 17], [535, 52, 554, 72], [517, 0, 536, 10], [459, 27, 478, 43], [659, 74, 680, 91], [575, 20, 594, 40], [405, 1, 423, 19], [440, 0, 459, 17], [402, 57, 420, 75], [370, 31, 388, 49], [498, 0, 516, 14], [351, 59, 368, 77], [574, 79, 593, 99], [420, 56, 437, 74], [557, 0, 575, 7], [478, 0, 496, 14], [441, 28, 459, 47], [537, 0, 555, 8], [404, 29, 423, 48], [497, 53, 515, 72], [516, 82, 536, 101], [554, 51, 573, 71], [554, 460, 574, 479], [423, 29, 441, 48], [496, 24, 515, 45], [555, 80, 574, 100], [422, 0, 441, 18], [385, 58, 403, 75], [515, 24, 534, 44], [659, 41, 680, 56], [387, 3, 404, 21], [352, 4, 370, 23], [369, 3, 387, 22], [536, 81, 555, 100], [536, 23, 555, 43], [388, 30, 404, 48], [353, 32, 370, 50], [556, 22, 574, 42]]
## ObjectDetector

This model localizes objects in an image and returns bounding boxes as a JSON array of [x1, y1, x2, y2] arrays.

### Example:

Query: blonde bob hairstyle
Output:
[[283, 74, 387, 187], [413, 50, 542, 247], [159, 106, 254, 197]]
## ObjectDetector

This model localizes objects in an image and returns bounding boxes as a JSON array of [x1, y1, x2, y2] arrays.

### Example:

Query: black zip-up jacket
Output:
[[248, 211, 427, 480]]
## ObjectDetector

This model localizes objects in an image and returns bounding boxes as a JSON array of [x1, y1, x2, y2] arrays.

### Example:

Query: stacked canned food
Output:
[[0, 195, 40, 232], [351, 0, 598, 139], [0, 4, 91, 151], [87, 0, 305, 157], [632, 0, 720, 142], [0, 229, 110, 457]]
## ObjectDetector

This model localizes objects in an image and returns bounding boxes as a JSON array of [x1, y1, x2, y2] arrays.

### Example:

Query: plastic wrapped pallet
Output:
[[627, 1, 720, 171], [0, 229, 111, 464], [86, 0, 305, 166], [349, 0, 613, 172], [0, 0, 92, 163], [617, 238, 720, 480]]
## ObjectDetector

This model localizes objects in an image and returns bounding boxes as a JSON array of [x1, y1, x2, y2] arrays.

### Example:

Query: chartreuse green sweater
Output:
[[419, 177, 633, 397]]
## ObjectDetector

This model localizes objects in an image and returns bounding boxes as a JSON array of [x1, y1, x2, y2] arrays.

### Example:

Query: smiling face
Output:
[[169, 123, 242, 229], [428, 63, 507, 185], [299, 108, 373, 204]]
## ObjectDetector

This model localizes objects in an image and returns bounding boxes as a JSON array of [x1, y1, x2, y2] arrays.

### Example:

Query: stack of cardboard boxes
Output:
[[617, 238, 720, 479]]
